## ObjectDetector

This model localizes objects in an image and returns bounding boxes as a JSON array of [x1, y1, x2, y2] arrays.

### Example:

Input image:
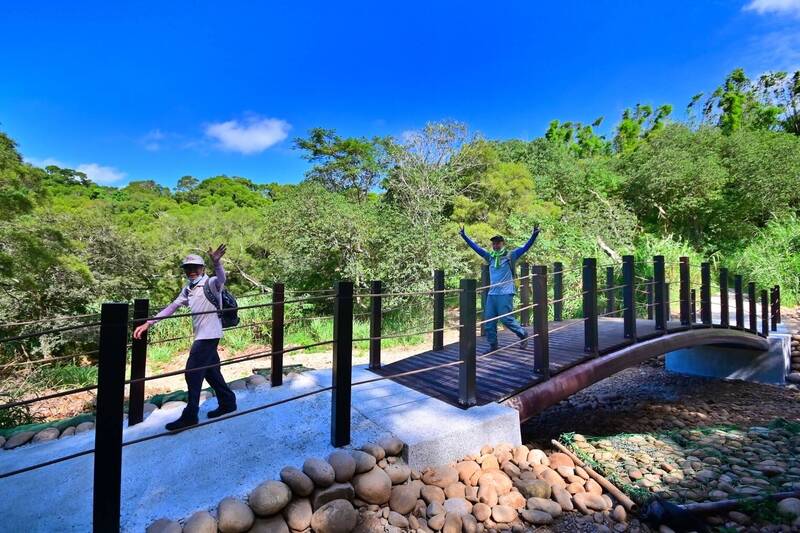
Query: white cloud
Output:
[[26, 158, 127, 184], [745, 29, 800, 72], [26, 157, 65, 168], [399, 129, 421, 143], [744, 0, 800, 16], [204, 116, 290, 154], [141, 129, 166, 151], [76, 163, 126, 184]]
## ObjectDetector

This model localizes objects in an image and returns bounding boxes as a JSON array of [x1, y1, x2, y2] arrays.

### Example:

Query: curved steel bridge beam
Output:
[[503, 328, 769, 422]]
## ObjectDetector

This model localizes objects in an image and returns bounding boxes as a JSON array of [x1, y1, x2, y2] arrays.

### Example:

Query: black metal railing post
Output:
[[761, 289, 769, 338], [646, 278, 654, 320], [583, 258, 598, 355], [622, 255, 636, 340], [369, 280, 382, 369], [719, 268, 729, 327], [664, 282, 671, 322], [331, 281, 353, 447], [128, 298, 149, 426], [771, 286, 779, 332], [701, 262, 712, 325], [605, 266, 615, 316], [748, 282, 757, 333], [532, 265, 549, 378], [734, 275, 744, 329], [553, 262, 563, 322], [775, 285, 782, 326], [459, 279, 477, 407], [271, 283, 285, 386], [93, 302, 129, 533], [654, 256, 666, 331], [433, 270, 444, 351], [520, 262, 531, 327], [480, 265, 489, 337], [691, 289, 697, 323], [679, 257, 690, 327]]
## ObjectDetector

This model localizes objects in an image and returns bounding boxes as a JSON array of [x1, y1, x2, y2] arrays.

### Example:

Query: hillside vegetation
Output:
[[1, 67, 799, 373]]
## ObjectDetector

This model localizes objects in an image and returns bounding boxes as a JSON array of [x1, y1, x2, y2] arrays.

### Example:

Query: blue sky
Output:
[[1, 0, 799, 187]]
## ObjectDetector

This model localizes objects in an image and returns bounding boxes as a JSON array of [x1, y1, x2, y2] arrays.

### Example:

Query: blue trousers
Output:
[[484, 294, 527, 347], [182, 339, 236, 421]]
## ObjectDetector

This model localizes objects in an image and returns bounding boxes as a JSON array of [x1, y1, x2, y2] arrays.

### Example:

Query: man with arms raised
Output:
[[459, 226, 541, 353]]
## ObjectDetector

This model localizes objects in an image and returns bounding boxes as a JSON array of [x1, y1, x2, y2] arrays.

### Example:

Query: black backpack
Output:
[[203, 283, 240, 328]]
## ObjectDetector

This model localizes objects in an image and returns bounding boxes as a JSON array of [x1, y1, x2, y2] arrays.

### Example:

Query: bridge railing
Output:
[[0, 255, 783, 530]]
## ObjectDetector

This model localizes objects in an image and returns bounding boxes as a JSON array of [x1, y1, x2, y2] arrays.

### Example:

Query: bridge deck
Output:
[[373, 317, 693, 407]]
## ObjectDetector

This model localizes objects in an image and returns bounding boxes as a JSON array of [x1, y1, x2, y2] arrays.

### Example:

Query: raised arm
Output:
[[511, 226, 541, 261], [208, 244, 227, 291], [459, 227, 490, 260]]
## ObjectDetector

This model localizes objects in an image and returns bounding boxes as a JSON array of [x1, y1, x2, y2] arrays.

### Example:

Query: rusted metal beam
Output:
[[503, 328, 769, 421]]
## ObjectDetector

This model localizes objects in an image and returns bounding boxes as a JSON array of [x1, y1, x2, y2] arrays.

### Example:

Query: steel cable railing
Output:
[[0, 255, 780, 516]]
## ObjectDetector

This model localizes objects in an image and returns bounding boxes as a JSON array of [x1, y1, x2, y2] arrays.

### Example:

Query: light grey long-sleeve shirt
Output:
[[148, 259, 226, 340]]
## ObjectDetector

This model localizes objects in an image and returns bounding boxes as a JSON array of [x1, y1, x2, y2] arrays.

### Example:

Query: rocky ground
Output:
[[148, 438, 641, 533], [522, 358, 800, 532]]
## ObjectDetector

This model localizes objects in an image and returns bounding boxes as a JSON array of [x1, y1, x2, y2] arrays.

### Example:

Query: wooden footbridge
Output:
[[370, 256, 780, 420], [0, 254, 783, 532]]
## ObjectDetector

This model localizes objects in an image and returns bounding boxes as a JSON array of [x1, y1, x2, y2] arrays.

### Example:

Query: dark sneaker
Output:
[[165, 417, 198, 432], [520, 331, 530, 350], [207, 405, 237, 419], [482, 344, 499, 355]]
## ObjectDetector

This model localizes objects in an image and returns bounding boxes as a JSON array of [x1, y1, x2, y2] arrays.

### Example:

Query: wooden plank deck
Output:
[[372, 317, 689, 408]]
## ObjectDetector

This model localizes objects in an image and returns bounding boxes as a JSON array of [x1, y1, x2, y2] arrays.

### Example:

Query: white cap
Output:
[[180, 254, 205, 267]]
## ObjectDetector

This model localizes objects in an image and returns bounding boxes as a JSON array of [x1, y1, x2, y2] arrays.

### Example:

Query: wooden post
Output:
[[479, 265, 489, 337], [93, 302, 129, 533], [664, 282, 671, 322], [520, 262, 531, 327], [369, 280, 382, 369], [771, 286, 779, 332], [646, 278, 654, 320], [128, 298, 149, 426], [622, 255, 636, 340], [583, 258, 598, 355], [775, 285, 782, 325], [761, 289, 769, 338], [654, 256, 666, 331], [331, 281, 353, 447], [748, 282, 757, 333], [459, 279, 477, 407], [719, 268, 729, 327], [605, 266, 615, 316], [691, 289, 697, 323], [734, 275, 744, 329], [553, 262, 563, 322], [271, 283, 285, 386], [679, 257, 690, 327], [532, 265, 549, 378], [701, 262, 712, 325], [433, 271, 444, 351]]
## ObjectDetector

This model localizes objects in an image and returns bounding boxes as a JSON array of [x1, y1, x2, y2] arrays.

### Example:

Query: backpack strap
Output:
[[202, 279, 222, 310]]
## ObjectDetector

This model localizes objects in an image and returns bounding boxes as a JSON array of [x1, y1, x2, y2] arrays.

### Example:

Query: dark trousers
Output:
[[181, 338, 236, 421]]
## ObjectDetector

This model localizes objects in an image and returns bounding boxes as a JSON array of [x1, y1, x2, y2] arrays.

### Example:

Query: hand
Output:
[[459, 225, 466, 236], [533, 224, 541, 235], [208, 243, 227, 263], [133, 322, 150, 340]]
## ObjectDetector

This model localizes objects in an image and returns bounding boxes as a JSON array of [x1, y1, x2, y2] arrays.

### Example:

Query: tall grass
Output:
[[726, 215, 800, 306]]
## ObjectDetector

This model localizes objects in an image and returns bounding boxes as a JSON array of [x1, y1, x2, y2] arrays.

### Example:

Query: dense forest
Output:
[[2, 68, 800, 364]]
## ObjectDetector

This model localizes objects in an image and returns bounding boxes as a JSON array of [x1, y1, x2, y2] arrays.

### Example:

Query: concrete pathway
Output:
[[0, 365, 520, 532]]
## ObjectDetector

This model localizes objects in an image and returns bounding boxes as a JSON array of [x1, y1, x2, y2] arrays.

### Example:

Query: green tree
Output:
[[295, 128, 391, 202]]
